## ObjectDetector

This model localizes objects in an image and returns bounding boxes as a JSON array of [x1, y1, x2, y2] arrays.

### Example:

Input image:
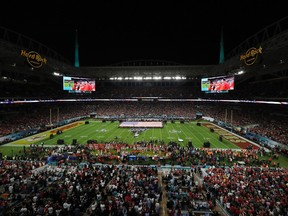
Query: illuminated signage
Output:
[[20, 50, 47, 68], [240, 46, 262, 66]]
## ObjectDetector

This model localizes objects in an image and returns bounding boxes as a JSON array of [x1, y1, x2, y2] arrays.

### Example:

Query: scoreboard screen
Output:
[[63, 76, 96, 93], [201, 75, 234, 93]]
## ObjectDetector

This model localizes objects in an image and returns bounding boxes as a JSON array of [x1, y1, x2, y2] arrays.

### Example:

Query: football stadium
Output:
[[0, 11, 288, 216]]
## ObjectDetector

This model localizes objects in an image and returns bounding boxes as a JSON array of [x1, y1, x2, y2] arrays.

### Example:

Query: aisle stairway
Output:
[[158, 171, 167, 216]]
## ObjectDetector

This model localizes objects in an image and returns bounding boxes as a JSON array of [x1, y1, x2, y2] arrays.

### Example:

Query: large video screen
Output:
[[201, 75, 234, 93], [63, 76, 96, 93]]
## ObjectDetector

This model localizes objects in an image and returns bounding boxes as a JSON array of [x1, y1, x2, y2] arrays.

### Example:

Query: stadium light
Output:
[[235, 70, 245, 75], [53, 72, 62, 76], [108, 76, 187, 81], [144, 77, 152, 80], [153, 76, 161, 80], [134, 76, 143, 80]]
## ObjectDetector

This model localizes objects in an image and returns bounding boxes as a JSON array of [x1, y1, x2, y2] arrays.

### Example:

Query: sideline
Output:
[[5, 121, 85, 145]]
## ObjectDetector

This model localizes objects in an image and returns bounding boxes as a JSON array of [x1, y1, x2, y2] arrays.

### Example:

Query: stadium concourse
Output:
[[1, 17, 288, 216]]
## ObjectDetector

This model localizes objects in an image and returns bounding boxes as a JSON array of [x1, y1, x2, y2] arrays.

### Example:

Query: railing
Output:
[[215, 199, 230, 216]]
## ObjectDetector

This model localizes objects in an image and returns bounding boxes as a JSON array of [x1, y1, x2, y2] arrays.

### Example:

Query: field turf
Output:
[[7, 120, 241, 149], [2, 120, 288, 168]]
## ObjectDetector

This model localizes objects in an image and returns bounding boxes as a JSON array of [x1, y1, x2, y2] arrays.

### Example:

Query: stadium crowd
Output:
[[0, 142, 287, 215], [203, 166, 288, 216]]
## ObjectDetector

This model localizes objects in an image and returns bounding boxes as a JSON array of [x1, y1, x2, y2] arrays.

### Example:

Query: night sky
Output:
[[1, 1, 287, 66]]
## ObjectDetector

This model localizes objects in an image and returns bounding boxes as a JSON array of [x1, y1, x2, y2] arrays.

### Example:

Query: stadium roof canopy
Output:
[[1, 16, 288, 80]]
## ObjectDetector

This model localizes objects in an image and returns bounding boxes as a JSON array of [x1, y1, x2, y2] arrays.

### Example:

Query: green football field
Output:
[[3, 120, 288, 168], [7, 120, 241, 149]]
